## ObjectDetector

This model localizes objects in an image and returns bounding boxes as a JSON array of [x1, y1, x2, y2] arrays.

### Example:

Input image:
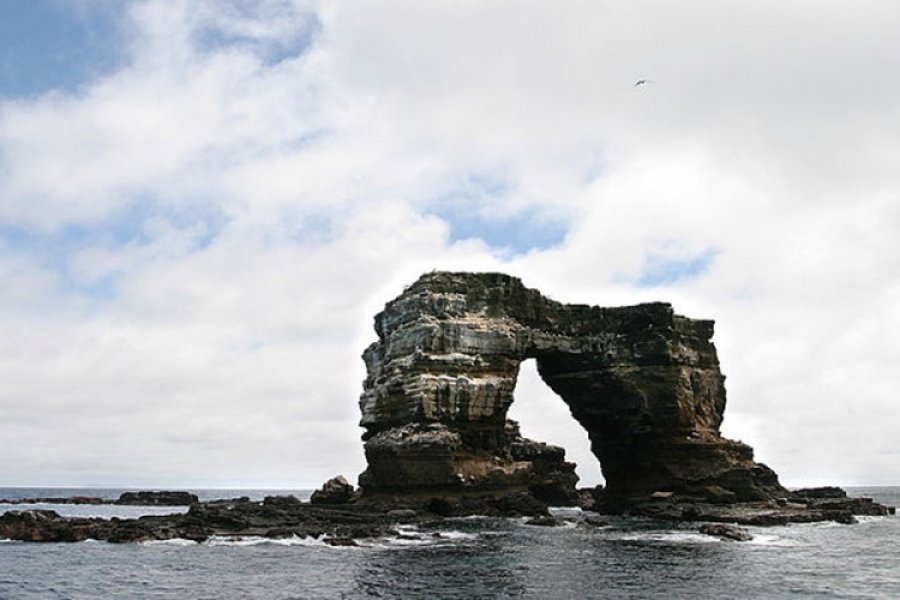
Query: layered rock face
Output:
[[358, 272, 787, 505]]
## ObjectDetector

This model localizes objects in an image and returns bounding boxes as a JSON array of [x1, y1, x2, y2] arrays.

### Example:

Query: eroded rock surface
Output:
[[358, 271, 788, 507], [0, 501, 401, 544], [311, 476, 355, 505]]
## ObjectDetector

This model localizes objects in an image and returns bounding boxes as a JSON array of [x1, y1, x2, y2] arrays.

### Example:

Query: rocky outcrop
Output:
[[0, 501, 401, 544], [115, 491, 199, 506], [0, 496, 107, 505], [2, 483, 890, 544], [310, 476, 355, 504], [0, 491, 200, 507], [699, 523, 753, 541], [358, 271, 788, 507]]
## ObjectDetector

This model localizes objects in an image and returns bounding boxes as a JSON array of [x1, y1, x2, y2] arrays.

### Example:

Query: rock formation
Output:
[[1, 272, 893, 545], [115, 491, 199, 506], [358, 271, 788, 508], [0, 500, 406, 544], [2, 486, 890, 543], [310, 476, 355, 504]]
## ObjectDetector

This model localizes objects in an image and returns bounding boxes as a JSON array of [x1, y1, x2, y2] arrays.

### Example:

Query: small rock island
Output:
[[0, 271, 892, 543]]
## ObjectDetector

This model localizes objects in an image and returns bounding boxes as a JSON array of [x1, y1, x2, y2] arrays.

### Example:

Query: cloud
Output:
[[0, 0, 898, 488]]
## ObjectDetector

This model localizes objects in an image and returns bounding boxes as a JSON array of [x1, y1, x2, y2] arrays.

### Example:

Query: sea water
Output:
[[1, 487, 898, 599]]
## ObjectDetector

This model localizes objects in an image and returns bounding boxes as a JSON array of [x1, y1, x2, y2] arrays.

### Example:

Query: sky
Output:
[[0, 0, 898, 490]]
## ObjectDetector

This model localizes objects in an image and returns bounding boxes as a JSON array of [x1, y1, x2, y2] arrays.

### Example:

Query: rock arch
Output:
[[507, 358, 603, 486], [358, 272, 785, 505]]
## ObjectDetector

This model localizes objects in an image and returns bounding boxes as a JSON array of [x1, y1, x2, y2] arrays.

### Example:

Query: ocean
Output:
[[1, 486, 898, 599]]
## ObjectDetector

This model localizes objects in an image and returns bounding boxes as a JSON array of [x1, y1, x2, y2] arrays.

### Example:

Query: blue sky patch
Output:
[[192, 1, 321, 66], [637, 247, 719, 287], [437, 209, 568, 256], [194, 17, 320, 66], [0, 1, 126, 99], [427, 172, 568, 256]]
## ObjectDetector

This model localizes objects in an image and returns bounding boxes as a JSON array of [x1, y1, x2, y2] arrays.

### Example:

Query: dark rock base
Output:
[[2, 485, 892, 544], [620, 490, 894, 526], [0, 498, 405, 544]]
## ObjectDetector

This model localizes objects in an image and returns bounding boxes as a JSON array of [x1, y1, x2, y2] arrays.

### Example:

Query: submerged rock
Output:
[[581, 515, 609, 528], [525, 515, 561, 527], [699, 523, 753, 542]]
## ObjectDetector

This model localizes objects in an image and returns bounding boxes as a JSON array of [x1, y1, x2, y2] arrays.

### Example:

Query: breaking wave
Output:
[[205, 535, 330, 547], [140, 538, 200, 547]]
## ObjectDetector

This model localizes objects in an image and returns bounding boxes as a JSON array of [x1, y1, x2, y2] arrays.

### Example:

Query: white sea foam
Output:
[[856, 515, 890, 524], [516, 516, 579, 530], [549, 506, 583, 518], [612, 531, 722, 544], [433, 530, 478, 541], [378, 525, 434, 546], [374, 536, 434, 547], [204, 534, 329, 547], [805, 520, 844, 529], [360, 526, 480, 549], [744, 533, 802, 547], [141, 538, 199, 547], [358, 535, 430, 549]]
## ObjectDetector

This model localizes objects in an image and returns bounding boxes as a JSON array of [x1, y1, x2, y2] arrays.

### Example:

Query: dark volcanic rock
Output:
[[2, 496, 109, 505], [0, 510, 94, 542], [576, 486, 606, 511], [448, 491, 550, 518], [581, 515, 609, 528], [357, 271, 789, 506], [793, 486, 848, 499], [310, 476, 355, 505], [115, 491, 199, 506], [525, 515, 561, 527], [262, 495, 302, 507], [622, 490, 896, 525], [0, 510, 210, 543], [700, 523, 753, 541], [361, 489, 551, 519], [0, 500, 430, 544]]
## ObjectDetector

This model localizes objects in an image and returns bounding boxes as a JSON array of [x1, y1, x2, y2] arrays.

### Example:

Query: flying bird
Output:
[[634, 79, 648, 87]]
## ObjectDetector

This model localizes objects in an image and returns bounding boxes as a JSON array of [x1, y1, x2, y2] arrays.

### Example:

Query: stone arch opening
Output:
[[507, 359, 604, 487]]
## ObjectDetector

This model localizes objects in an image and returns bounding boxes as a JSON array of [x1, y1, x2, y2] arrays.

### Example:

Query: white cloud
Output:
[[0, 0, 898, 488]]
